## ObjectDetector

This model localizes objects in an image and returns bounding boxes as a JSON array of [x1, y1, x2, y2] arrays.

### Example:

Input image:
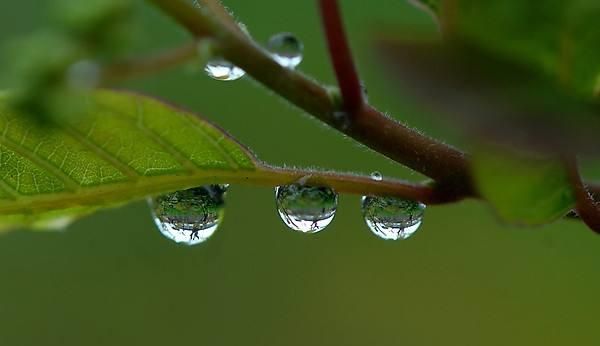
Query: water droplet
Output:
[[275, 184, 338, 233], [361, 196, 425, 240], [266, 32, 303, 68], [237, 22, 250, 36], [370, 171, 383, 181], [204, 59, 245, 81], [148, 185, 226, 245], [218, 183, 230, 190], [67, 60, 100, 89], [333, 111, 350, 130]]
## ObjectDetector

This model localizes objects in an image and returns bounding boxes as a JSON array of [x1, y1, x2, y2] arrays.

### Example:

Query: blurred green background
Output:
[[1, 1, 599, 345]]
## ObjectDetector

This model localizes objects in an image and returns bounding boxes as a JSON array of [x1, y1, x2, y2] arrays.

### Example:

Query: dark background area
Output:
[[0, 1, 599, 345]]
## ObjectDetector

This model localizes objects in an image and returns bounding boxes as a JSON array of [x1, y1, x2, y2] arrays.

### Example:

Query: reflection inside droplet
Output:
[[361, 195, 425, 240], [148, 185, 226, 245], [266, 32, 303, 68], [370, 171, 383, 181], [275, 183, 337, 233], [204, 59, 245, 81]]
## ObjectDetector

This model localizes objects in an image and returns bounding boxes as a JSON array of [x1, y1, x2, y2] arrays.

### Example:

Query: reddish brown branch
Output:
[[317, 0, 364, 113], [565, 158, 600, 233], [146, 0, 475, 203], [104, 0, 600, 234], [140, 0, 600, 231]]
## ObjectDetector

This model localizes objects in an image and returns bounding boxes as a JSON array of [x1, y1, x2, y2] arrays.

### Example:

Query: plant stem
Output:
[[99, 0, 597, 230], [261, 166, 451, 204], [318, 0, 364, 113], [565, 158, 600, 233], [146, 0, 475, 199], [0, 165, 452, 215], [194, 0, 245, 36]]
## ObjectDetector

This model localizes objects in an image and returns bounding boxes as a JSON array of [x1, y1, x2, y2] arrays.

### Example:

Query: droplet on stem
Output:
[[332, 111, 350, 130], [275, 184, 338, 233], [202, 22, 249, 81], [204, 59, 245, 81], [266, 32, 303, 69], [361, 196, 425, 240], [148, 185, 227, 245], [370, 171, 383, 181]]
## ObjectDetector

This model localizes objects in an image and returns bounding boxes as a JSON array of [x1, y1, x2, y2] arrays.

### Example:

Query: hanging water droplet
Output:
[[275, 184, 338, 233], [148, 185, 226, 245], [361, 196, 425, 240], [266, 32, 303, 68], [370, 171, 383, 181], [204, 59, 245, 81]]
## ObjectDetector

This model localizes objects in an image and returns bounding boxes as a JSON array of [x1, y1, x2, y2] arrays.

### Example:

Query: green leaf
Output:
[[377, 39, 600, 155], [53, 0, 137, 53], [408, 0, 440, 15], [0, 89, 258, 229], [472, 149, 575, 225], [452, 0, 600, 97], [407, 1, 600, 97]]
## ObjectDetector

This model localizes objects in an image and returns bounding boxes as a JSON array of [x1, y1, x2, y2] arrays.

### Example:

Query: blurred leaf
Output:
[[452, 1, 600, 97], [406, 1, 600, 97], [0, 89, 258, 230], [7, 32, 81, 84], [454, 1, 562, 76], [473, 149, 575, 225], [53, 0, 137, 53], [4, 31, 90, 124], [407, 0, 440, 15], [377, 39, 600, 155], [5, 0, 141, 125], [0, 206, 101, 232], [563, 2, 600, 97]]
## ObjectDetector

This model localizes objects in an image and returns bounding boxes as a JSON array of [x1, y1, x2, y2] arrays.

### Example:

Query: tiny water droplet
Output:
[[361, 196, 425, 240], [266, 32, 303, 68], [218, 183, 230, 190], [370, 171, 383, 181], [148, 185, 226, 245], [333, 111, 350, 130], [275, 184, 338, 233], [204, 59, 245, 81], [237, 22, 250, 36]]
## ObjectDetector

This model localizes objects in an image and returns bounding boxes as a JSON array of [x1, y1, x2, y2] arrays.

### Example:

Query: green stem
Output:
[[261, 165, 447, 204], [0, 165, 452, 215]]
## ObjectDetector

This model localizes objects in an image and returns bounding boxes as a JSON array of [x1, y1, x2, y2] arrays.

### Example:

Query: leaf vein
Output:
[[0, 137, 80, 192], [60, 126, 140, 181]]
